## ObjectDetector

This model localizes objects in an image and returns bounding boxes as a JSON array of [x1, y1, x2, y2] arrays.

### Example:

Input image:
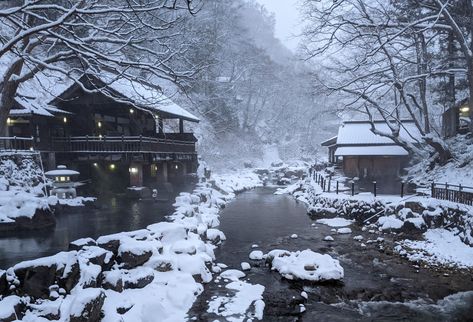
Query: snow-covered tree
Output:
[[0, 0, 197, 135]]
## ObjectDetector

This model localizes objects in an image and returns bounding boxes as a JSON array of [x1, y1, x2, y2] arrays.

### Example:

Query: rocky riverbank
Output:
[[282, 177, 473, 270], [0, 171, 262, 322]]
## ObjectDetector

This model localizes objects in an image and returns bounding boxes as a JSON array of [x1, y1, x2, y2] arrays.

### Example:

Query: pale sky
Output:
[[254, 0, 302, 51]]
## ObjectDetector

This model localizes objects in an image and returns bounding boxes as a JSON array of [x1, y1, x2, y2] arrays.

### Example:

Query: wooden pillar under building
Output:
[[179, 119, 184, 133], [129, 162, 143, 187], [162, 161, 168, 183], [159, 118, 164, 134]]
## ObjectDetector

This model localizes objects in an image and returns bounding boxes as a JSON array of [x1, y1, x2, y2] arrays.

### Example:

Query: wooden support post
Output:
[[328, 178, 331, 192], [373, 181, 377, 197], [351, 181, 355, 196], [431, 182, 435, 198], [159, 118, 164, 134], [179, 119, 184, 133], [401, 181, 404, 198], [336, 181, 339, 194]]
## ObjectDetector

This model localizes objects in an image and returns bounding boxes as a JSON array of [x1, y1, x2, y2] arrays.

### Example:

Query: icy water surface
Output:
[[191, 187, 473, 321], [0, 185, 194, 269]]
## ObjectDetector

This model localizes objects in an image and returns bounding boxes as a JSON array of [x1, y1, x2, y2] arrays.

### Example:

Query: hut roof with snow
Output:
[[334, 120, 421, 157]]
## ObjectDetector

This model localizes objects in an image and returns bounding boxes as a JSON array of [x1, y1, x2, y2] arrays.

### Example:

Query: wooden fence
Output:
[[431, 182, 473, 206], [310, 170, 473, 206], [0, 136, 34, 151]]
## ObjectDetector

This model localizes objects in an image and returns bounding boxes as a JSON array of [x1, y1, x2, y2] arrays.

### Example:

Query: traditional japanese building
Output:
[[321, 120, 421, 180], [3, 74, 199, 193]]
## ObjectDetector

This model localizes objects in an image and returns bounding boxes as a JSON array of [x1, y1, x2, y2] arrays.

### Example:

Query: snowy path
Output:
[[189, 187, 473, 321]]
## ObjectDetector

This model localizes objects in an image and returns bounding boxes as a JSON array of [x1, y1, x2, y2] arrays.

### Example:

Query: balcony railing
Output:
[[0, 136, 35, 152], [51, 135, 196, 154]]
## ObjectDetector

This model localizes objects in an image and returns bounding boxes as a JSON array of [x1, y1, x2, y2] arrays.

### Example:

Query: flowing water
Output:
[[191, 187, 473, 321]]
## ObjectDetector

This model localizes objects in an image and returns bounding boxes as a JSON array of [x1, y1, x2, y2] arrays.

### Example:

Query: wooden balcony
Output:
[[51, 135, 197, 155], [0, 136, 35, 152]]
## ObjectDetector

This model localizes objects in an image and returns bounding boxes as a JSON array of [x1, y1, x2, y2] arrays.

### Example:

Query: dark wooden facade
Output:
[[4, 75, 199, 193], [342, 155, 405, 179]]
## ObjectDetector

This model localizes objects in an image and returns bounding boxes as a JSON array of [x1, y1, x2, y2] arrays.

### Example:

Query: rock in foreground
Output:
[[267, 249, 344, 282]]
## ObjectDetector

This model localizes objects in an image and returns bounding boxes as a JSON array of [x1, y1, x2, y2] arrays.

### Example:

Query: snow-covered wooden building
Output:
[[323, 120, 420, 180], [3, 74, 200, 192]]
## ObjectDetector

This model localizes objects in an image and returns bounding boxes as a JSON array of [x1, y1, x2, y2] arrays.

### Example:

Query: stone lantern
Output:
[[45, 165, 80, 199]]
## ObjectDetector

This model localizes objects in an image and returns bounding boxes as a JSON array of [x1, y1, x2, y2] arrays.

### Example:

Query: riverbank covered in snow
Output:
[[277, 177, 473, 271], [0, 171, 262, 322]]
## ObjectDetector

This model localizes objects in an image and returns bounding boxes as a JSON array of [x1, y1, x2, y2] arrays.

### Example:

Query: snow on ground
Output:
[[279, 172, 473, 270], [0, 190, 56, 223], [0, 171, 263, 321], [407, 135, 473, 187], [316, 217, 354, 228], [207, 278, 265, 321], [396, 229, 473, 269], [266, 249, 344, 282]]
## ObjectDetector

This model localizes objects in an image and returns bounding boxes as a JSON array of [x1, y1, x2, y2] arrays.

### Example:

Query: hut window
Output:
[[59, 176, 66, 182]]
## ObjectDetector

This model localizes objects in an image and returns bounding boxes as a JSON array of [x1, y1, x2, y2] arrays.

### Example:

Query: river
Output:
[[191, 187, 473, 321]]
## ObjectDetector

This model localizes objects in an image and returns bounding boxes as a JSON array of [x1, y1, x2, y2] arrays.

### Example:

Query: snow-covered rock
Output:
[[316, 217, 354, 227], [337, 227, 352, 234], [249, 250, 264, 260], [241, 262, 251, 271], [267, 249, 344, 282], [323, 236, 334, 241]]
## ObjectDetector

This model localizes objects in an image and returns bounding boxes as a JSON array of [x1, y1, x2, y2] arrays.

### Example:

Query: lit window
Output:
[[60, 176, 66, 182], [460, 106, 470, 113], [110, 164, 116, 170], [129, 167, 138, 174], [6, 118, 12, 125], [98, 121, 102, 128], [93, 163, 98, 167], [129, 109, 134, 114], [63, 117, 67, 123]]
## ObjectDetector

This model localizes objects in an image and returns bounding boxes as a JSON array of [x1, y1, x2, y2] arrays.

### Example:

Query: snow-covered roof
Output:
[[1, 55, 198, 122], [336, 121, 421, 145], [321, 136, 337, 146], [104, 77, 199, 122], [10, 96, 71, 117], [335, 146, 409, 156]]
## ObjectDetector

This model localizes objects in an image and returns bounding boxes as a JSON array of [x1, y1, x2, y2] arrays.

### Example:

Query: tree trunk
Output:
[[0, 59, 24, 136]]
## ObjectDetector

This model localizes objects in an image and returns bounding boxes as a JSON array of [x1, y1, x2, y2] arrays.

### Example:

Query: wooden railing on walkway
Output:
[[311, 170, 473, 206], [51, 135, 196, 154], [0, 136, 34, 151], [431, 182, 473, 206]]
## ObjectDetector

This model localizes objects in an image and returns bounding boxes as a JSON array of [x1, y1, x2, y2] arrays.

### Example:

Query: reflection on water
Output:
[[0, 185, 194, 269]]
